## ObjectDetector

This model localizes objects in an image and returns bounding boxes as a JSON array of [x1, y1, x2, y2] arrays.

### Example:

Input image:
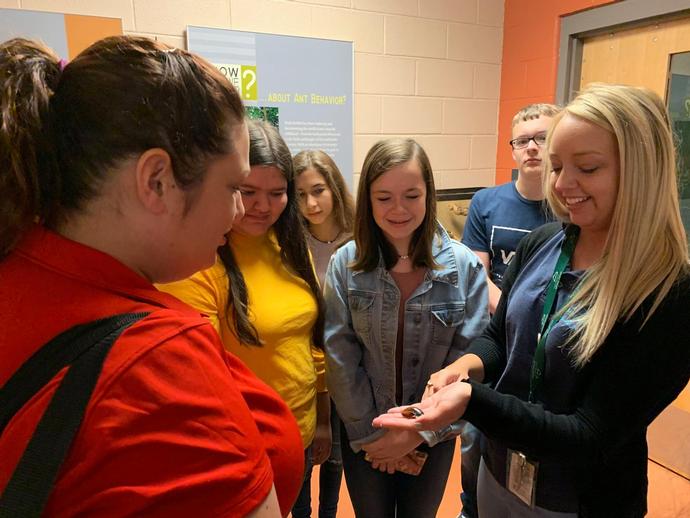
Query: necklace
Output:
[[398, 254, 410, 260], [311, 230, 341, 244]]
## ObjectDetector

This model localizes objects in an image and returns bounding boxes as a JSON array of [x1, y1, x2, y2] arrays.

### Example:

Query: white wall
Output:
[[1, 0, 504, 188]]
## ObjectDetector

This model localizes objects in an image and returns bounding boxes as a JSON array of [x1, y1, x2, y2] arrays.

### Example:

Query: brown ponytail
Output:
[[0, 35, 245, 259], [0, 38, 61, 258]]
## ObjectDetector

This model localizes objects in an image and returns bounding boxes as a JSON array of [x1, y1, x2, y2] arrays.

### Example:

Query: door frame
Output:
[[556, 0, 690, 104]]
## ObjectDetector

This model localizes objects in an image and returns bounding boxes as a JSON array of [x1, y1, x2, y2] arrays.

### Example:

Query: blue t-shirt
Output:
[[461, 182, 552, 287]]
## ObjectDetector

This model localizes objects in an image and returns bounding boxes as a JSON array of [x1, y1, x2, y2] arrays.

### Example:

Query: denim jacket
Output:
[[323, 224, 489, 451]]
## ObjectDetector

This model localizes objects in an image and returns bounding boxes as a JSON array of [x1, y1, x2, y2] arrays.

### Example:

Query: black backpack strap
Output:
[[0, 312, 149, 518]]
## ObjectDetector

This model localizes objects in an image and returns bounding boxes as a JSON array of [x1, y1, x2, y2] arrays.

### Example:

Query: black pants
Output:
[[340, 420, 455, 518], [292, 403, 343, 518]]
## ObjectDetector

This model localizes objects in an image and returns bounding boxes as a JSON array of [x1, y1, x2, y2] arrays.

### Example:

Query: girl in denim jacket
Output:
[[323, 138, 489, 518]]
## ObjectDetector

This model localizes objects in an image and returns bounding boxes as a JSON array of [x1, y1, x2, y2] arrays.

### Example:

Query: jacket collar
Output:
[[428, 224, 459, 287], [354, 222, 460, 287]]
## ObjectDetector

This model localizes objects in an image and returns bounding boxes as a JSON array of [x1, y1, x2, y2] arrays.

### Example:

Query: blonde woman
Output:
[[374, 84, 690, 517]]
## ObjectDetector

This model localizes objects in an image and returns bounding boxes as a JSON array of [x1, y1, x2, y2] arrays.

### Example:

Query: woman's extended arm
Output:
[[425, 246, 518, 396], [376, 278, 690, 466]]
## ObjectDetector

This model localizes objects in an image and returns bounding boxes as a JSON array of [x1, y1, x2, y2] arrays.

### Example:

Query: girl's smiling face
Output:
[[370, 159, 427, 252], [549, 114, 620, 238]]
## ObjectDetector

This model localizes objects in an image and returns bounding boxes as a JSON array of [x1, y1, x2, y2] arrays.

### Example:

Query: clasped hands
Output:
[[361, 429, 423, 473]]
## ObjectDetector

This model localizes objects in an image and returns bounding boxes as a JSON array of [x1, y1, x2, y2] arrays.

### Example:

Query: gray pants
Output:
[[477, 458, 578, 518]]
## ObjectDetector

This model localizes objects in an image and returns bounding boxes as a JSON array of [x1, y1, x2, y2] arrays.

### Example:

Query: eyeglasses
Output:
[[509, 133, 547, 149]]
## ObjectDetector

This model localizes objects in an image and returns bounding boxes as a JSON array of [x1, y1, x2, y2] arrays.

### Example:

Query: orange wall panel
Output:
[[64, 14, 122, 59], [496, 0, 618, 184]]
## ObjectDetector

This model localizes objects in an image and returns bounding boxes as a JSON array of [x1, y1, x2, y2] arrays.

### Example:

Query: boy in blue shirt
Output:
[[463, 103, 561, 314]]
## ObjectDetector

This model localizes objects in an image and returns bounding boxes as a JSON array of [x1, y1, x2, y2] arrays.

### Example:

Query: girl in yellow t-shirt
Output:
[[159, 120, 329, 517]]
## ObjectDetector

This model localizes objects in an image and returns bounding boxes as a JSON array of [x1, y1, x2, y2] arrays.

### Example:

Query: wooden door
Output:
[[580, 16, 690, 98], [580, 16, 690, 480]]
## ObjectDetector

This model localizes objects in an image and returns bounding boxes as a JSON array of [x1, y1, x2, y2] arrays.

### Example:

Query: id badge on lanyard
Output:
[[507, 228, 578, 507], [507, 449, 539, 507]]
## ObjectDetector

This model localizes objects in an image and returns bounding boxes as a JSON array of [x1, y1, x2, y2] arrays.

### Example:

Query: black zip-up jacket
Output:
[[463, 222, 690, 517]]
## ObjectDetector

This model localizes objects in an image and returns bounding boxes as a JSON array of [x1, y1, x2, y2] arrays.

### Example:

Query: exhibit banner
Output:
[[187, 26, 354, 187]]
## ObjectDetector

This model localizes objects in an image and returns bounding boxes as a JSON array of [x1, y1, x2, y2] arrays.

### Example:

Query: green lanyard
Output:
[[528, 228, 579, 402]]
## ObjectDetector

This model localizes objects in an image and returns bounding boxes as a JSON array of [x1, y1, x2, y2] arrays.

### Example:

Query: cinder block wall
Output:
[[495, 0, 616, 184], [2, 0, 504, 189]]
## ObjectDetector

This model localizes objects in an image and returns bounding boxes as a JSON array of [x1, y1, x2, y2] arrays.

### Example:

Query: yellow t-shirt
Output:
[[158, 231, 325, 447]]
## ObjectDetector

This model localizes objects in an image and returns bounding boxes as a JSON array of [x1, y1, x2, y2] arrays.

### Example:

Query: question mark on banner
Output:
[[242, 66, 258, 101]]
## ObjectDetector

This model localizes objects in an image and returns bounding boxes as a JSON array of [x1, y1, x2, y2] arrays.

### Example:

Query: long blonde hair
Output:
[[544, 83, 689, 367]]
